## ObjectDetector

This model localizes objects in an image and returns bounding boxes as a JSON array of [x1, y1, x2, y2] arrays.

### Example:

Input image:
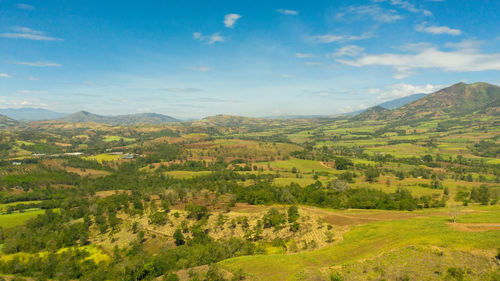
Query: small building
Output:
[[11, 162, 22, 166], [122, 154, 135, 159], [64, 152, 83, 156]]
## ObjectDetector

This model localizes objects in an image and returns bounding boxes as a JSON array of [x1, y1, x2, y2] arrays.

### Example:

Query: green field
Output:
[[220, 206, 500, 280], [0, 209, 45, 228]]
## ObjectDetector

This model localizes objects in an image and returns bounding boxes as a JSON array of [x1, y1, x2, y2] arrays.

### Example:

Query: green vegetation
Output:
[[0, 82, 498, 280]]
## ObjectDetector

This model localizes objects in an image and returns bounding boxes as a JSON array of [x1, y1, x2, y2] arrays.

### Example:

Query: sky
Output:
[[0, 0, 499, 119]]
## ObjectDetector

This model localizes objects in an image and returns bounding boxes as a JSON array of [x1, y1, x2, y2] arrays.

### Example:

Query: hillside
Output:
[[390, 82, 500, 119], [0, 108, 66, 120], [60, 111, 180, 125], [344, 93, 427, 116], [353, 82, 500, 120], [0, 113, 19, 128]]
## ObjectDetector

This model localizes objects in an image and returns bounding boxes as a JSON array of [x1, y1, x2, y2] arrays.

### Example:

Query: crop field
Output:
[[0, 209, 45, 228]]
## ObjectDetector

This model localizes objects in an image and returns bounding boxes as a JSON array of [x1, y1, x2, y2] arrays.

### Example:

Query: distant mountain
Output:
[[264, 115, 330, 120], [0, 108, 66, 121], [344, 93, 427, 117], [352, 82, 500, 121], [60, 111, 180, 125], [378, 93, 427, 110], [0, 114, 19, 128], [198, 114, 270, 127]]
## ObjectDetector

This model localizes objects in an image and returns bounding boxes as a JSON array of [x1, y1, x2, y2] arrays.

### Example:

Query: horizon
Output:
[[1, 0, 500, 118]]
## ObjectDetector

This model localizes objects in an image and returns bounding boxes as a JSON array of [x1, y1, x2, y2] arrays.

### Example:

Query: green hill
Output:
[[0, 113, 19, 128]]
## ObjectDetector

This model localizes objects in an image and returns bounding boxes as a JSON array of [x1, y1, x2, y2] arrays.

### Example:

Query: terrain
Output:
[[0, 82, 498, 281]]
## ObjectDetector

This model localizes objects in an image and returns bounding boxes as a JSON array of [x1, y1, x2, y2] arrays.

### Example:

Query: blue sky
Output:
[[0, 0, 499, 118]]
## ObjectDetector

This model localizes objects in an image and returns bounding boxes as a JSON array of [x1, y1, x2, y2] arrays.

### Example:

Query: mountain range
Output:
[[59, 111, 181, 125], [0, 82, 498, 127]]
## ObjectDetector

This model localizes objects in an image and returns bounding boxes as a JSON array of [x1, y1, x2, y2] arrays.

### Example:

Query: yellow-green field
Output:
[[0, 209, 45, 228], [83, 153, 123, 163], [220, 205, 500, 280]]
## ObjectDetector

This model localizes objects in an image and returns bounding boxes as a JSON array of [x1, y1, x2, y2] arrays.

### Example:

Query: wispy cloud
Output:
[[281, 74, 293, 78], [336, 5, 402, 23], [0, 73, 11, 78], [16, 90, 50, 94], [373, 83, 444, 102], [0, 27, 62, 41], [17, 3, 34, 10], [276, 9, 298, 15], [415, 22, 461, 35], [295, 53, 316, 58], [224, 14, 241, 28], [379, 0, 432, 16], [161, 87, 203, 93], [15, 61, 61, 67], [312, 32, 372, 43], [337, 45, 500, 78], [329, 45, 365, 57], [187, 66, 211, 72], [193, 32, 225, 44]]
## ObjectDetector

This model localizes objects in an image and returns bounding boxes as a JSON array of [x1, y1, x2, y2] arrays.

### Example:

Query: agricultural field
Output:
[[0, 83, 499, 280]]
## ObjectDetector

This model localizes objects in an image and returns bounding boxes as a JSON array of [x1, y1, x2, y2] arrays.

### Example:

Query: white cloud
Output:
[[192, 32, 225, 44], [0, 73, 11, 78], [28, 77, 38, 81], [224, 14, 241, 28], [187, 66, 211, 72], [17, 90, 50, 94], [17, 3, 34, 10], [304, 61, 322, 66], [445, 39, 481, 51], [295, 53, 316, 58], [0, 26, 62, 41], [312, 32, 372, 43], [15, 61, 61, 67], [281, 74, 293, 78], [276, 9, 298, 15], [337, 46, 500, 78], [329, 45, 365, 57], [336, 5, 402, 23], [374, 83, 443, 102], [415, 22, 461, 35], [387, 0, 432, 16]]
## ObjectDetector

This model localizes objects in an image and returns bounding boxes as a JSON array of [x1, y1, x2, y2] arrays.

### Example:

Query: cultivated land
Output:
[[0, 82, 498, 280]]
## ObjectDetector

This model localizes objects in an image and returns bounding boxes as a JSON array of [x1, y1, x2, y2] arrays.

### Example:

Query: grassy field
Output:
[[258, 158, 336, 174], [103, 135, 136, 142], [83, 153, 123, 163], [220, 205, 500, 280], [0, 209, 45, 228], [163, 170, 213, 178], [0, 245, 110, 264]]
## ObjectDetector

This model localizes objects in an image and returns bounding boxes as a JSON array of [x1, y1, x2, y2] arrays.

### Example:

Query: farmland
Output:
[[0, 83, 498, 280]]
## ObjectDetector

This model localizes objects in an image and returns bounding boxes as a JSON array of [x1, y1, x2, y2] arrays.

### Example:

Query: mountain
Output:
[[60, 111, 180, 125], [389, 82, 500, 119], [0, 114, 19, 128], [344, 93, 427, 117], [377, 93, 427, 110], [352, 82, 500, 121], [0, 108, 66, 120]]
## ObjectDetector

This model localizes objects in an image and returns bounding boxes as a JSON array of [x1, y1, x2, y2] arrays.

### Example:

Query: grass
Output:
[[220, 205, 500, 280], [0, 200, 42, 212], [83, 153, 123, 163], [258, 158, 335, 174], [103, 135, 136, 142], [0, 209, 45, 228], [163, 170, 212, 178], [0, 245, 110, 264]]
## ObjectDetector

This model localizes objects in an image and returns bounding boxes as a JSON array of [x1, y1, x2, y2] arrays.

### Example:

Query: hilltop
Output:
[[354, 82, 500, 121], [60, 111, 180, 125], [0, 114, 19, 129]]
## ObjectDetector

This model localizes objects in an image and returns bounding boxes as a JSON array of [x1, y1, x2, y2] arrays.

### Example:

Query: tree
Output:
[[173, 229, 185, 246], [287, 205, 299, 223], [185, 203, 209, 220], [365, 168, 380, 183], [334, 157, 353, 170], [263, 208, 286, 230], [163, 272, 179, 281]]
